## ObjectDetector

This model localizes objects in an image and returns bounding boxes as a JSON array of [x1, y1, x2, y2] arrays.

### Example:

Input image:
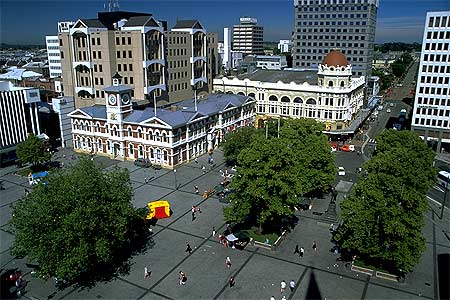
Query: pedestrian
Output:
[[289, 279, 295, 292], [294, 244, 300, 255], [330, 223, 334, 232], [144, 266, 151, 279], [229, 276, 235, 287], [145, 177, 149, 184], [194, 185, 199, 194], [185, 242, 192, 254], [196, 206, 202, 213], [212, 226, 216, 237], [179, 271, 186, 285], [202, 165, 206, 173], [195, 157, 198, 164], [300, 247, 304, 257], [280, 280, 286, 293], [312, 241, 318, 253], [191, 206, 196, 221], [226, 256, 232, 269], [270, 296, 276, 300]]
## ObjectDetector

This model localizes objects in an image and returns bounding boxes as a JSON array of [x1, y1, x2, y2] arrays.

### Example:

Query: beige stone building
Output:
[[59, 12, 218, 109]]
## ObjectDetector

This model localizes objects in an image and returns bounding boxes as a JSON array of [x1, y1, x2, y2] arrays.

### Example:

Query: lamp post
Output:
[[440, 185, 448, 219], [174, 169, 177, 190]]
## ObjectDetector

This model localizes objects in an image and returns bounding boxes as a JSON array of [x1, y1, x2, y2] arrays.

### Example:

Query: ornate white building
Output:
[[213, 50, 365, 132], [68, 74, 255, 168]]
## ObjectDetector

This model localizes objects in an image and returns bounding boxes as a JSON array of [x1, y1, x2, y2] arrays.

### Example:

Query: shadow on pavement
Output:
[[305, 270, 322, 300]]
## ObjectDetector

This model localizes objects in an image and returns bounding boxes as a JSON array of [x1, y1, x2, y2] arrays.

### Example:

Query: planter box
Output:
[[351, 264, 374, 276], [375, 271, 400, 282], [252, 230, 288, 251]]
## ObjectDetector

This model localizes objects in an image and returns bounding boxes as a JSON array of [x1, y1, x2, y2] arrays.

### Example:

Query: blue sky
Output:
[[0, 0, 449, 45]]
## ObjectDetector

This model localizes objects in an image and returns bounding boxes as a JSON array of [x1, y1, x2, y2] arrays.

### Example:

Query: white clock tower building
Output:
[[104, 72, 133, 157]]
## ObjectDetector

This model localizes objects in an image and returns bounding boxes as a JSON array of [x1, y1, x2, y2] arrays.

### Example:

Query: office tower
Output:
[[232, 17, 264, 55], [292, 0, 378, 79], [59, 11, 217, 109], [223, 28, 232, 69], [411, 11, 450, 152], [278, 40, 292, 53], [46, 36, 63, 78]]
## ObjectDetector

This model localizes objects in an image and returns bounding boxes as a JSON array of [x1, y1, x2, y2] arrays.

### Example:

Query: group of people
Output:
[[270, 279, 296, 300], [294, 241, 318, 257], [191, 205, 202, 221]]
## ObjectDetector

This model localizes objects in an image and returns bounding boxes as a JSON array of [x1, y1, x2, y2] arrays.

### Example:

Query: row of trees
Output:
[[391, 52, 414, 78], [334, 130, 436, 273], [222, 118, 336, 232]]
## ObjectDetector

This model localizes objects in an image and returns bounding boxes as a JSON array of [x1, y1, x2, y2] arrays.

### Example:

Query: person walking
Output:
[[312, 241, 318, 254], [179, 271, 186, 285], [270, 296, 276, 300], [289, 279, 295, 292], [185, 242, 192, 254], [226, 256, 232, 269], [229, 276, 235, 287], [212, 226, 216, 237], [191, 206, 196, 221], [294, 244, 300, 255], [194, 185, 199, 194], [201, 165, 206, 174], [280, 280, 286, 293], [300, 247, 305, 257], [144, 266, 151, 279]]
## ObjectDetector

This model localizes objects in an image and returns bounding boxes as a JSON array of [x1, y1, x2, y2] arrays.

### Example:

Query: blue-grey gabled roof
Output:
[[104, 85, 133, 93], [79, 105, 107, 119], [124, 94, 252, 128]]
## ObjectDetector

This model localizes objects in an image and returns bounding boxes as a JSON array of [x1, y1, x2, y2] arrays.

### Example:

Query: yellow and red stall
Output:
[[146, 200, 171, 220]]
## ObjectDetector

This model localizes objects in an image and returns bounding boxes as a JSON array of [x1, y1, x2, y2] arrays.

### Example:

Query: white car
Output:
[[389, 102, 394, 107], [338, 167, 346, 176], [386, 108, 391, 113]]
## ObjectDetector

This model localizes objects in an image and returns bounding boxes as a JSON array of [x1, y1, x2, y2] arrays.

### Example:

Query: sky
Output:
[[0, 0, 449, 45]]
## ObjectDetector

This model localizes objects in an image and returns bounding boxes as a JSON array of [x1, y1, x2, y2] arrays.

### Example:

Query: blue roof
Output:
[[79, 105, 107, 119], [124, 94, 251, 128], [77, 94, 252, 128]]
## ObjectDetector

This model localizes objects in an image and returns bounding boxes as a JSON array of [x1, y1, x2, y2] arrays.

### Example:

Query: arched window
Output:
[[248, 92, 256, 99], [113, 127, 117, 136], [162, 133, 167, 143], [138, 128, 142, 139], [268, 95, 278, 114], [98, 139, 102, 150], [128, 127, 132, 137], [269, 95, 278, 101], [237, 92, 245, 95], [150, 148, 154, 159], [281, 96, 290, 115], [328, 81, 333, 87], [129, 143, 134, 155], [148, 130, 153, 141], [306, 98, 316, 118], [340, 81, 345, 87], [226, 91, 233, 94], [306, 98, 316, 105], [163, 150, 168, 161], [138, 145, 143, 157]]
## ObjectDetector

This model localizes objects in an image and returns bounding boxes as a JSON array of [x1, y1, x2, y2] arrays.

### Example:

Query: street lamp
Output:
[[174, 169, 177, 190]]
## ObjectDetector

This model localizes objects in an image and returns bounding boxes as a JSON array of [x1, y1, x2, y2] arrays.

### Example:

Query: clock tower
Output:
[[104, 72, 133, 124]]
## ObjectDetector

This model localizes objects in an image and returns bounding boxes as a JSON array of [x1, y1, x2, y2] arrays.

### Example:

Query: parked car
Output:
[[338, 167, 346, 176], [134, 158, 152, 168], [386, 108, 391, 113], [330, 142, 338, 152], [389, 102, 395, 107], [339, 144, 355, 152]]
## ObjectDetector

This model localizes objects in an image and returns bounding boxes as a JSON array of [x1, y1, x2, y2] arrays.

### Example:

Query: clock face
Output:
[[121, 93, 130, 105], [108, 95, 117, 105]]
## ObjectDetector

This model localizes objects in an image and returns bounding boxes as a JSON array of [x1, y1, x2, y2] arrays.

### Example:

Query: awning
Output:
[[226, 234, 239, 242]]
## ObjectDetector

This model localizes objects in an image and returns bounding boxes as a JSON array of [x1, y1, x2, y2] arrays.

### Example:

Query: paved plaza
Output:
[[1, 148, 449, 300]]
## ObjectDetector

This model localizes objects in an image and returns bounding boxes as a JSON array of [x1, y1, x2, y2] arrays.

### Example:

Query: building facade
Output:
[[232, 17, 264, 55], [213, 51, 365, 132], [411, 11, 450, 152], [278, 40, 292, 53], [59, 11, 218, 109], [46, 36, 63, 78], [0, 81, 41, 157], [68, 75, 255, 168], [292, 0, 378, 79], [253, 55, 287, 70]]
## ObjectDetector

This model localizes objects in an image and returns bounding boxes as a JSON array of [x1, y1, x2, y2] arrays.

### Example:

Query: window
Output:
[[117, 51, 120, 58], [123, 50, 126, 58], [122, 37, 126, 45], [98, 51, 101, 59], [118, 64, 121, 72], [128, 37, 131, 45], [116, 37, 120, 45], [128, 50, 132, 58], [130, 77, 133, 84], [97, 37, 100, 45]]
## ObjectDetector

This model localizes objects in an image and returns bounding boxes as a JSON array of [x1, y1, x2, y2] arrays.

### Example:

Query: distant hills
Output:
[[0, 43, 45, 50]]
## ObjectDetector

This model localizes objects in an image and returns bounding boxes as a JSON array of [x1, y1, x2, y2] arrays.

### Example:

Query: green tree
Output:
[[16, 134, 51, 167], [222, 126, 261, 164], [10, 157, 144, 282], [335, 130, 436, 273], [224, 119, 336, 231]]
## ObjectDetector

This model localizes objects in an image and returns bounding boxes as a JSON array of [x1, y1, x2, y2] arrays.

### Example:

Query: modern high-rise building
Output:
[[46, 36, 63, 78], [222, 28, 232, 69], [411, 11, 450, 152], [232, 17, 264, 55], [58, 11, 218, 109], [292, 0, 378, 79]]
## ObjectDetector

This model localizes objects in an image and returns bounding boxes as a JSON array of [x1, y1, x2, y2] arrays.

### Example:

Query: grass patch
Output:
[[244, 227, 279, 244], [16, 167, 32, 177], [353, 258, 398, 275]]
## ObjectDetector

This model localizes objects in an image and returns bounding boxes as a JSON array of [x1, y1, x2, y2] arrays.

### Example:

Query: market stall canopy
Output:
[[226, 234, 239, 242], [146, 200, 171, 219], [0, 68, 42, 81]]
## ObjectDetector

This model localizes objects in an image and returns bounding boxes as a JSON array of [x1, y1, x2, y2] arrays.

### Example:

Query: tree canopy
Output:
[[334, 130, 436, 273], [222, 126, 261, 164], [224, 119, 336, 231], [10, 157, 144, 282], [16, 134, 51, 167]]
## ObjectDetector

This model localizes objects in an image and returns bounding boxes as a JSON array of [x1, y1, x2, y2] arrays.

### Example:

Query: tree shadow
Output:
[[60, 217, 155, 290], [305, 270, 322, 300]]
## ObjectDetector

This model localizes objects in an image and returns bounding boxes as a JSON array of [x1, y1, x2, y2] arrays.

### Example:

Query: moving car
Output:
[[339, 144, 355, 152], [134, 158, 152, 168], [338, 167, 346, 176]]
